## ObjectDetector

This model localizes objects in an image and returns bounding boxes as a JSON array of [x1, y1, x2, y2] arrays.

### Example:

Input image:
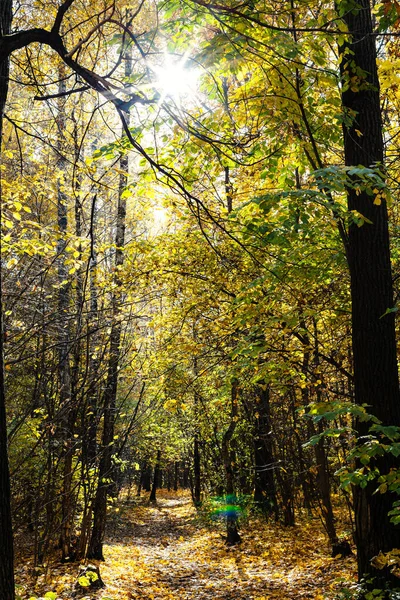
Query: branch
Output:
[[34, 85, 89, 101], [0, 28, 53, 63], [65, 4, 115, 58], [291, 329, 353, 381], [52, 0, 76, 34], [190, 0, 342, 34]]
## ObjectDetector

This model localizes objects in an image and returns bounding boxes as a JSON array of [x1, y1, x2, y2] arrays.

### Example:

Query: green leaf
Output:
[[379, 306, 398, 319]]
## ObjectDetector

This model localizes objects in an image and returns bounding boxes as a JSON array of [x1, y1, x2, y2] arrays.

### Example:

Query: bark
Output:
[[0, 0, 15, 596], [183, 463, 189, 488], [312, 321, 338, 547], [313, 422, 337, 545], [77, 196, 99, 561], [253, 385, 278, 517], [174, 461, 179, 491], [149, 450, 161, 503], [55, 69, 75, 563], [338, 0, 400, 585], [142, 464, 152, 493], [193, 357, 201, 505], [87, 48, 131, 559], [194, 434, 201, 505], [222, 381, 241, 545]]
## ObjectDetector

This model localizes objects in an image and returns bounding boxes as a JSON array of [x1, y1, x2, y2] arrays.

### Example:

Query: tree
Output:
[[3, 0, 400, 594], [338, 0, 400, 585], [0, 1, 15, 596], [88, 44, 131, 559], [0, 0, 152, 589], [164, 0, 400, 587]]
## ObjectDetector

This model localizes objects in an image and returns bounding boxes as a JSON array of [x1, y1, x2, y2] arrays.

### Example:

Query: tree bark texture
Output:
[[0, 0, 15, 596], [150, 450, 161, 503], [174, 461, 179, 491], [88, 54, 130, 557], [56, 69, 76, 563], [339, 0, 400, 582], [253, 385, 278, 517], [194, 434, 201, 505], [222, 380, 241, 545]]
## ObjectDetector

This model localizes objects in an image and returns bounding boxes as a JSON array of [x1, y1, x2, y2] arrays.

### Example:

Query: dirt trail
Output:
[[94, 491, 356, 600]]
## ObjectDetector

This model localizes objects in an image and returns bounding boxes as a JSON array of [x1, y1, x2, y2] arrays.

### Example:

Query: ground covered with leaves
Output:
[[17, 491, 358, 600]]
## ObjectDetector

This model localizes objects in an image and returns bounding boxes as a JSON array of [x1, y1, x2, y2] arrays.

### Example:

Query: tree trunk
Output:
[[0, 0, 15, 596], [141, 463, 151, 493], [222, 380, 241, 545], [149, 450, 161, 503], [183, 463, 189, 489], [253, 385, 278, 517], [339, 0, 400, 585], [76, 194, 100, 561], [55, 69, 75, 563], [174, 461, 179, 491], [87, 51, 130, 557], [193, 434, 201, 505], [193, 358, 201, 506]]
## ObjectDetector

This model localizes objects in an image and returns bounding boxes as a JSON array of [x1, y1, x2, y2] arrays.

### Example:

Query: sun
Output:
[[150, 53, 199, 102]]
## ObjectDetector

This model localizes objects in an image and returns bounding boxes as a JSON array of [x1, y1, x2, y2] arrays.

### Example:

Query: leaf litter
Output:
[[18, 490, 357, 600]]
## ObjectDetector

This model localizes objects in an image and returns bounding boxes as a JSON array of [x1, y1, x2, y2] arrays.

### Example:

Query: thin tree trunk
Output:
[[87, 48, 131, 559], [193, 434, 201, 505], [193, 355, 201, 505], [222, 380, 241, 545], [76, 195, 99, 561], [0, 0, 15, 595], [149, 450, 161, 503], [253, 384, 278, 517], [312, 320, 337, 547], [142, 463, 152, 492], [56, 69, 75, 563], [173, 461, 179, 491]]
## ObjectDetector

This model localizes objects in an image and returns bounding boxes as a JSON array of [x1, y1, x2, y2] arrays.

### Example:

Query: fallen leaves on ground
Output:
[[17, 490, 357, 600]]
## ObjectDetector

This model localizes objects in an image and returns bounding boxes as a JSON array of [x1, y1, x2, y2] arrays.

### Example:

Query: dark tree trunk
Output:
[[167, 465, 172, 491], [55, 69, 76, 563], [222, 381, 241, 545], [313, 422, 337, 545], [149, 450, 161, 503], [339, 0, 400, 585], [291, 390, 313, 514], [183, 463, 189, 489], [173, 461, 179, 491], [192, 357, 202, 505], [141, 463, 151, 493], [76, 197, 99, 561], [193, 434, 201, 505], [87, 50, 130, 557], [0, 1, 15, 596], [253, 385, 277, 517], [312, 321, 338, 547]]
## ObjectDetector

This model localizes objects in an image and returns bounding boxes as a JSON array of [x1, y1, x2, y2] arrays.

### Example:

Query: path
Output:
[[94, 491, 356, 600]]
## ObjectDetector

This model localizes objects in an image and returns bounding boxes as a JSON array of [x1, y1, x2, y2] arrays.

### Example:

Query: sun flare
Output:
[[151, 53, 199, 102]]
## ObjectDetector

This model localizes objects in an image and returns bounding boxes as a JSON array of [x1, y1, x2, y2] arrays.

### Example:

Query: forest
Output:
[[2, 0, 400, 598]]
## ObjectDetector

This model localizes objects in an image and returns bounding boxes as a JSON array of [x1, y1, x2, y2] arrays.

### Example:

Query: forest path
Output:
[[95, 490, 356, 600]]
